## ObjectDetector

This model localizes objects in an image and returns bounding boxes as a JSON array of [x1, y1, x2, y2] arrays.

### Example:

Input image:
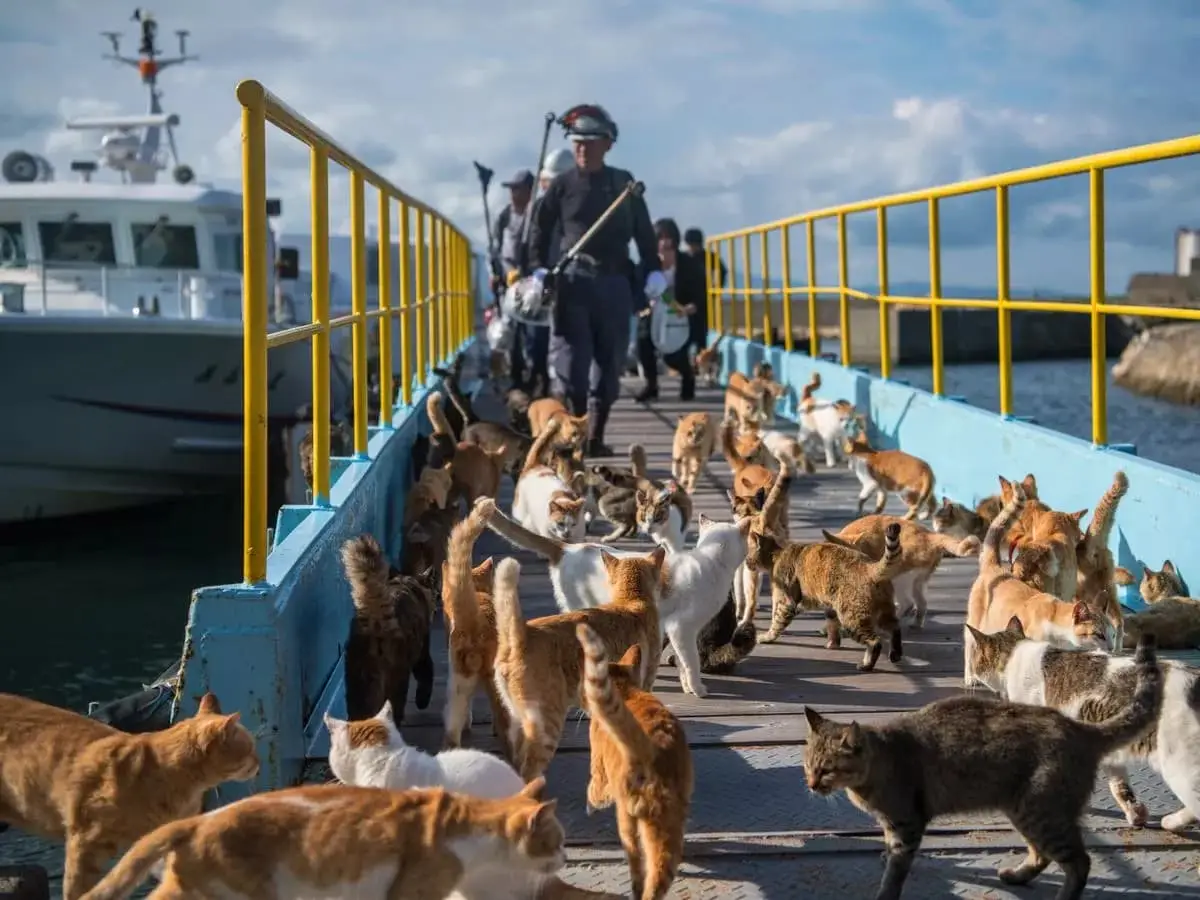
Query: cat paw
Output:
[[759, 632, 780, 644], [997, 866, 1038, 886], [1161, 810, 1195, 833], [856, 662, 877, 672], [824, 640, 841, 651], [1126, 803, 1149, 828], [888, 648, 903, 663], [689, 682, 709, 699], [663, 654, 677, 667]]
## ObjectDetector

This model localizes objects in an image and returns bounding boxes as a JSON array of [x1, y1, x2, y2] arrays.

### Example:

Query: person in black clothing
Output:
[[683, 226, 727, 351], [635, 218, 702, 402], [526, 104, 662, 457]]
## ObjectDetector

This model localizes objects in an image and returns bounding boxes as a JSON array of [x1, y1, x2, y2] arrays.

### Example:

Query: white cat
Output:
[[512, 467, 586, 543], [966, 625, 1200, 833], [479, 497, 750, 697], [798, 399, 858, 468], [325, 701, 616, 900]]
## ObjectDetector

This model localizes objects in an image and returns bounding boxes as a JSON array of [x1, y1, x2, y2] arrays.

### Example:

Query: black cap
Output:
[[684, 227, 704, 246], [501, 169, 534, 188]]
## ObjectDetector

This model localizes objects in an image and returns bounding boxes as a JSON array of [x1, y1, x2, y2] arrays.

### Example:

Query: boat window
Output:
[[131, 221, 200, 269], [37, 219, 117, 265], [0, 222, 27, 267], [212, 232, 243, 273]]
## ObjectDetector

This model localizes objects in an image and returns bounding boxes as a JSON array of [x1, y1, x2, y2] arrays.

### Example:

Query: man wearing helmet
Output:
[[527, 104, 663, 457]]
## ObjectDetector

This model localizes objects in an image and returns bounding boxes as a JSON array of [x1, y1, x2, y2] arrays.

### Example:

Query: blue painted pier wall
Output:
[[720, 333, 1191, 612], [175, 339, 477, 801]]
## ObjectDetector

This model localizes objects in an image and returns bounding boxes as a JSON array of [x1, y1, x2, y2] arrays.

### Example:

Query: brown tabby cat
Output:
[[822, 515, 980, 629], [426, 391, 459, 469], [0, 691, 258, 899], [526, 397, 588, 446], [492, 550, 665, 781], [844, 428, 937, 520], [340, 535, 437, 723], [803, 632, 1162, 900], [440, 506, 512, 760], [1075, 470, 1131, 648], [78, 779, 565, 900], [1122, 559, 1200, 650], [403, 466, 454, 529], [694, 334, 723, 387], [747, 520, 905, 669], [1141, 559, 1184, 603], [577, 624, 693, 900], [670, 412, 716, 493]]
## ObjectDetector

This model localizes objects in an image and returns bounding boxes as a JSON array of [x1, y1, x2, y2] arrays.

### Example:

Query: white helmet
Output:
[[539, 147, 574, 181]]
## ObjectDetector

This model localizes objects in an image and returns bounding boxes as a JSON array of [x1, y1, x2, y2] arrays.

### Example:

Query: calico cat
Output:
[[694, 334, 723, 387], [340, 535, 438, 723], [796, 372, 857, 469], [79, 779, 566, 900], [440, 506, 512, 759], [1075, 470, 1131, 650], [844, 428, 937, 520], [492, 551, 665, 780], [930, 473, 1041, 542], [671, 412, 716, 493], [804, 633, 1162, 900], [965, 481, 1105, 678], [634, 481, 692, 554], [761, 427, 816, 476], [511, 420, 587, 543], [746, 519, 905, 669], [823, 515, 980, 629], [0, 691, 258, 900], [526, 397, 588, 445], [967, 619, 1200, 833], [577, 623, 693, 900], [427, 391, 460, 469], [326, 702, 622, 900]]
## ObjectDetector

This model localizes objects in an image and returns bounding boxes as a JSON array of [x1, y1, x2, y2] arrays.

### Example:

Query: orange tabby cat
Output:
[[965, 480, 1107, 681], [1008, 495, 1087, 603], [724, 369, 784, 428], [79, 779, 564, 900], [492, 550, 665, 781], [577, 624, 693, 900], [526, 397, 588, 446], [440, 506, 513, 760], [843, 426, 937, 520], [0, 692, 258, 899], [450, 441, 509, 506], [720, 418, 775, 503], [1074, 470, 1131, 649], [670, 412, 716, 493], [822, 514, 981, 629], [404, 466, 454, 529], [694, 334, 723, 387], [427, 391, 460, 468]]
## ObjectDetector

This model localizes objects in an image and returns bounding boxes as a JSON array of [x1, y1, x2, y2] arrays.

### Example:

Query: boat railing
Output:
[[707, 131, 1200, 447], [235, 78, 474, 585]]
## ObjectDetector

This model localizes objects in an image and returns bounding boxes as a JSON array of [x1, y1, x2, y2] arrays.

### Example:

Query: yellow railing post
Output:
[[426, 217, 438, 367], [721, 239, 732, 334], [781, 225, 793, 352], [727, 239, 737, 336], [377, 193, 393, 428], [705, 243, 716, 336], [996, 186, 1013, 417], [309, 147, 331, 505], [928, 198, 944, 396], [806, 220, 818, 357], [398, 203, 413, 406], [349, 172, 369, 456], [439, 220, 450, 361], [741, 235, 752, 341], [760, 229, 772, 347], [237, 80, 269, 585], [877, 208, 891, 380], [836, 213, 850, 366], [414, 211, 426, 386], [1090, 168, 1108, 446]]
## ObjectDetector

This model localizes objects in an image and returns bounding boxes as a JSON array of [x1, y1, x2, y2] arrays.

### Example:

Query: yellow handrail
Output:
[[237, 79, 474, 585], [707, 129, 1200, 455]]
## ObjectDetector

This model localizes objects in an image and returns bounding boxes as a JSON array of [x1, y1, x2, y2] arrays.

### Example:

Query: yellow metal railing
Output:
[[707, 132, 1200, 451], [237, 80, 474, 585]]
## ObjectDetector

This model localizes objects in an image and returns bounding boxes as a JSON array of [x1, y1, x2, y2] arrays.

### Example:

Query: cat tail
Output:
[[800, 371, 821, 405], [521, 417, 561, 476], [81, 817, 196, 900], [481, 499, 567, 565], [720, 419, 747, 475], [1079, 633, 1164, 755], [576, 623, 655, 760], [981, 479, 1024, 570], [629, 443, 649, 480], [760, 453, 792, 523], [433, 354, 480, 426], [340, 534, 390, 616], [932, 532, 983, 558], [492, 557, 538, 747], [702, 621, 758, 673], [872, 523, 905, 581], [913, 467, 937, 518], [426, 391, 455, 439], [1085, 470, 1128, 545], [442, 502, 492, 634]]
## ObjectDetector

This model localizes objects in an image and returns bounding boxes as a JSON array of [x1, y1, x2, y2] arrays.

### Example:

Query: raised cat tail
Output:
[[980, 479, 1024, 570], [1080, 633, 1164, 755], [426, 391, 455, 439], [629, 443, 649, 480], [433, 353, 479, 426], [873, 523, 904, 581], [340, 534, 390, 616], [759, 454, 793, 523], [800, 371, 822, 404], [521, 417, 561, 476], [720, 418, 748, 475], [480, 498, 567, 565], [442, 503, 491, 633], [576, 624, 655, 760], [79, 817, 196, 900], [1086, 469, 1129, 544]]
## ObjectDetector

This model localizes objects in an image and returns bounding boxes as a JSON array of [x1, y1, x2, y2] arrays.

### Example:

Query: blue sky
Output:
[[3, 0, 1200, 294]]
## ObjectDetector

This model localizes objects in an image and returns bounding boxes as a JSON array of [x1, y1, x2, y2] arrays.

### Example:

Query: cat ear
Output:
[[841, 722, 863, 751], [198, 692, 222, 715], [697, 512, 712, 527], [1021, 474, 1037, 495], [1004, 616, 1026, 637], [647, 545, 667, 570], [1162, 559, 1177, 576], [803, 706, 825, 732], [1069, 509, 1088, 525], [599, 551, 619, 572], [619, 643, 643, 670], [221, 712, 243, 733], [520, 776, 548, 801], [1071, 601, 1094, 624], [377, 701, 395, 723], [1113, 567, 1135, 586], [997, 475, 1012, 498], [407, 523, 430, 543], [524, 799, 559, 836], [963, 624, 985, 645]]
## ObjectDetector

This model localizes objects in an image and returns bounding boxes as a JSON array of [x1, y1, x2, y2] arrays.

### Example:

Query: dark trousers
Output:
[[549, 273, 633, 418], [636, 314, 694, 398], [509, 322, 549, 393]]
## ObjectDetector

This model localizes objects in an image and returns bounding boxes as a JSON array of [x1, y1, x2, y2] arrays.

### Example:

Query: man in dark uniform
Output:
[[527, 104, 662, 457]]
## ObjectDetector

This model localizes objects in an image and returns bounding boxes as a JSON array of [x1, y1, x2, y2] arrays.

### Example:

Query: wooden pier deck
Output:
[[398, 375, 1200, 898]]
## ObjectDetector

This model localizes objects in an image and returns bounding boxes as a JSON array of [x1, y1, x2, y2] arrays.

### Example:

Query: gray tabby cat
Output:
[[804, 632, 1163, 900]]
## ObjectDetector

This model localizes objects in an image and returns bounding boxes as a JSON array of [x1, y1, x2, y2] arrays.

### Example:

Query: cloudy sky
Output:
[[3, 0, 1199, 293]]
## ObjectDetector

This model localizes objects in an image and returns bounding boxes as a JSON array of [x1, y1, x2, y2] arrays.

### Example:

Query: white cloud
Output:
[[1, 0, 1198, 292]]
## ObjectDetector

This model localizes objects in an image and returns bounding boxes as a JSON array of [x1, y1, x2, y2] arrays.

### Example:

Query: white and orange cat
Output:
[[844, 425, 937, 520], [0, 691, 258, 899], [78, 779, 567, 900], [512, 418, 587, 543]]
